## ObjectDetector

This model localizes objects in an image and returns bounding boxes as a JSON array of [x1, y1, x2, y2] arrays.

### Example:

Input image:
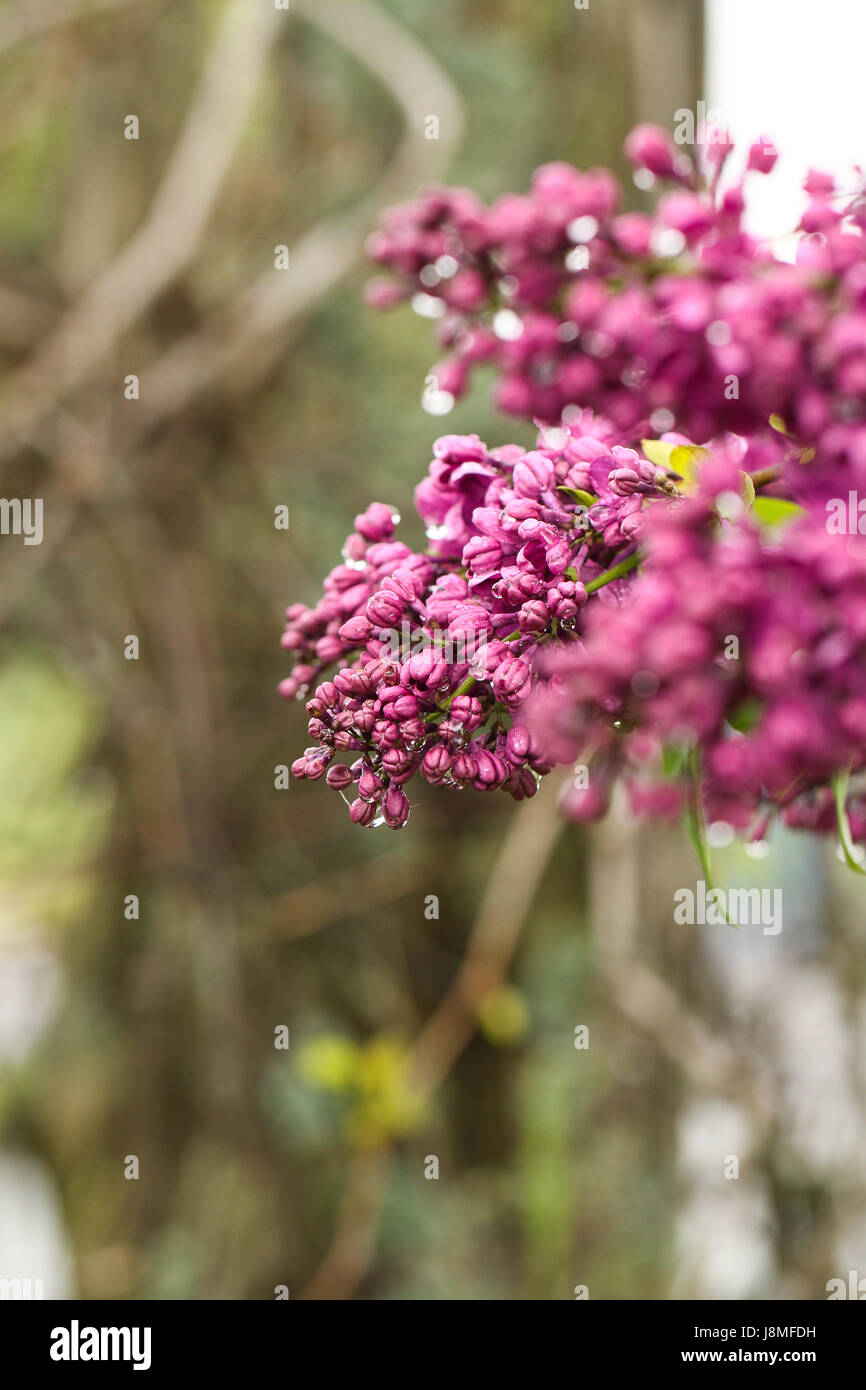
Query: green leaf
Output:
[[557, 485, 595, 506], [661, 743, 690, 780], [752, 496, 804, 529], [769, 413, 790, 435], [741, 472, 756, 507], [670, 444, 710, 488], [641, 438, 676, 468], [726, 698, 761, 734]]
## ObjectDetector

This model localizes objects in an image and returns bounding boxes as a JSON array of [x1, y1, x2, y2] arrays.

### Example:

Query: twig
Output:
[[301, 771, 568, 1299], [410, 771, 567, 1100], [301, 1151, 392, 1301], [0, 0, 281, 454], [0, 0, 132, 59], [135, 0, 465, 428], [262, 848, 428, 941]]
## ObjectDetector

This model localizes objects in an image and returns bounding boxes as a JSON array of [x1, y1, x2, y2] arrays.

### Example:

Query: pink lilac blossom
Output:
[[527, 451, 866, 842], [366, 126, 866, 503], [283, 415, 676, 828], [283, 124, 866, 847]]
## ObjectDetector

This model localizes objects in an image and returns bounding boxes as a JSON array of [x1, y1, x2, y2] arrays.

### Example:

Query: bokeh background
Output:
[[0, 0, 864, 1301]]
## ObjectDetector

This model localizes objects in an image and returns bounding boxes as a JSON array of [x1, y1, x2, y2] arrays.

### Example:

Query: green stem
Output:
[[833, 769, 866, 875], [684, 755, 740, 929], [584, 551, 642, 594]]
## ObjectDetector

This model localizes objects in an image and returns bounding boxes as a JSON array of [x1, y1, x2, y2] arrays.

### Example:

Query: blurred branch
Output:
[[0, 0, 282, 454], [0, 0, 131, 58], [301, 1150, 392, 1302], [0, 284, 55, 348], [263, 847, 429, 941], [410, 772, 567, 1100], [301, 776, 566, 1300], [135, 0, 465, 428], [590, 796, 772, 1130]]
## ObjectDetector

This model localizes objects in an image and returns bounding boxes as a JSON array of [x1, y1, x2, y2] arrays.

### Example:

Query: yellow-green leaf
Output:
[[752, 496, 804, 529], [557, 485, 595, 506], [641, 438, 676, 468], [670, 444, 710, 489]]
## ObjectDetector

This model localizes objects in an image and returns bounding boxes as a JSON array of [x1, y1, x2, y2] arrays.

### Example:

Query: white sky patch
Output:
[[705, 0, 866, 243]]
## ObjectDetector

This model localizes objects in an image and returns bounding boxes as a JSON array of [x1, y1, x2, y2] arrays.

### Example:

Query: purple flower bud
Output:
[[448, 695, 484, 730], [422, 745, 452, 781], [506, 723, 533, 764], [350, 797, 377, 826], [493, 656, 533, 708], [624, 123, 680, 179], [382, 748, 413, 777], [390, 695, 421, 721], [518, 600, 549, 633], [313, 681, 339, 709], [513, 452, 554, 499], [355, 502, 397, 542], [326, 764, 355, 790], [304, 751, 331, 781], [382, 785, 410, 828], [609, 467, 642, 496], [463, 534, 503, 573], [333, 732, 365, 752], [353, 708, 376, 735], [472, 748, 506, 788], [339, 615, 373, 645], [404, 648, 448, 689], [452, 750, 478, 782], [358, 768, 384, 800], [507, 766, 539, 800], [365, 590, 404, 628]]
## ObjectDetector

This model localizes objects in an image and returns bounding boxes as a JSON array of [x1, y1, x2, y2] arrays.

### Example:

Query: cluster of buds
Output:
[[283, 125, 866, 853], [367, 125, 866, 503], [284, 415, 676, 827]]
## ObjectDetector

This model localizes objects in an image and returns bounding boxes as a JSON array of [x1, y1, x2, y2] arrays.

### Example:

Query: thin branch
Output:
[[0, 0, 282, 453], [262, 848, 429, 942], [135, 0, 465, 429], [301, 1151, 392, 1302], [409, 772, 567, 1100], [0, 0, 132, 59], [301, 773, 567, 1300]]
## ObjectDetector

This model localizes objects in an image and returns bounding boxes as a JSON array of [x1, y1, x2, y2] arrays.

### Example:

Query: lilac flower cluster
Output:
[[283, 124, 866, 853], [283, 415, 676, 828], [527, 450, 866, 841], [366, 126, 866, 501]]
